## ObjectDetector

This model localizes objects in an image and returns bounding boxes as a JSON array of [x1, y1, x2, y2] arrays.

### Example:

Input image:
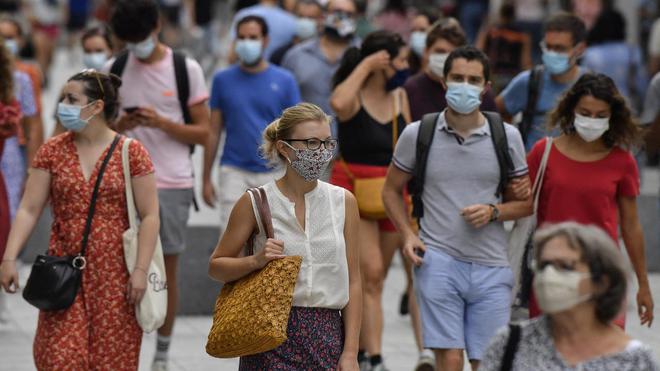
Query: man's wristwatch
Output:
[[488, 204, 499, 222]]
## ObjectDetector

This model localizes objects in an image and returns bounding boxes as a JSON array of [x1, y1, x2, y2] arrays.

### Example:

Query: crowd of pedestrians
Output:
[[0, 0, 659, 370]]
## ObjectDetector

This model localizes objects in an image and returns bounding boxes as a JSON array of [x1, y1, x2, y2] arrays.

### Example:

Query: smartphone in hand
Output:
[[124, 106, 140, 114]]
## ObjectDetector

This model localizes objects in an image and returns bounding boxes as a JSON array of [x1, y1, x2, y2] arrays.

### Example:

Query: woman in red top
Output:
[[526, 73, 654, 327]]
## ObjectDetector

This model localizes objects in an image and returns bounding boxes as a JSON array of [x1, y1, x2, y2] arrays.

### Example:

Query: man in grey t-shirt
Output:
[[383, 46, 532, 371]]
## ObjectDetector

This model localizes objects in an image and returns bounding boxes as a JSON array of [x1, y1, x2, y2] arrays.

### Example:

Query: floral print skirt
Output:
[[239, 306, 344, 370]]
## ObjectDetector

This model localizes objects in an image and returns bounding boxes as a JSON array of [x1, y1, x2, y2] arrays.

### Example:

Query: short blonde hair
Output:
[[261, 103, 331, 165]]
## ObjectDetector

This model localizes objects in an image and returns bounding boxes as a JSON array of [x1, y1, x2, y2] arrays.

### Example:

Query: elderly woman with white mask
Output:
[[479, 222, 659, 371]]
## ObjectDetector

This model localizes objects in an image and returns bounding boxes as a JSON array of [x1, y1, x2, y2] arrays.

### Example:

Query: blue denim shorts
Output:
[[414, 247, 513, 360]]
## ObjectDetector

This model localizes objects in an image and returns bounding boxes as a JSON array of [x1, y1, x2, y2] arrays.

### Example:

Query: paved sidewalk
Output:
[[1, 257, 659, 371]]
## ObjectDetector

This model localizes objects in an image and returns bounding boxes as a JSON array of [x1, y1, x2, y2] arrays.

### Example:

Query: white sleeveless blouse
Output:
[[248, 181, 350, 309]]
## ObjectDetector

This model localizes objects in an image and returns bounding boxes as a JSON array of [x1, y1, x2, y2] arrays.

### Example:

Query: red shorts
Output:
[[330, 161, 400, 232], [34, 23, 60, 40]]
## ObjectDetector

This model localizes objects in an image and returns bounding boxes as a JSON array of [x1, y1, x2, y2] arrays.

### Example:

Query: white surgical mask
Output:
[[428, 53, 449, 78], [82, 52, 109, 70], [573, 113, 610, 142], [127, 35, 156, 60], [410, 31, 426, 57], [534, 265, 592, 314], [296, 17, 317, 40]]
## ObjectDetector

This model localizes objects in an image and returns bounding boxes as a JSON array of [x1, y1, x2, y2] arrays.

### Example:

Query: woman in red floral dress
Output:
[[0, 41, 20, 259], [0, 70, 160, 370]]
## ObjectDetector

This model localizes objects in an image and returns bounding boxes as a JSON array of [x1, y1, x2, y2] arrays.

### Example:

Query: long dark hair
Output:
[[332, 30, 406, 89], [548, 73, 640, 148], [0, 41, 13, 104]]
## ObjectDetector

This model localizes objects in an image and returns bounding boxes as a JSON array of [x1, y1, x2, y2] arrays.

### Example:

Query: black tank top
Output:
[[338, 103, 406, 167]]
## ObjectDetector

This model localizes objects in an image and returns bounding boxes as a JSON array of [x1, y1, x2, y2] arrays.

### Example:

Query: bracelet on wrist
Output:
[[134, 267, 148, 275], [1, 258, 16, 263]]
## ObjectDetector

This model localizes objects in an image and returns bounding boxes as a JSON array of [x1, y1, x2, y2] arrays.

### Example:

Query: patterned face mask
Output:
[[282, 141, 334, 182]]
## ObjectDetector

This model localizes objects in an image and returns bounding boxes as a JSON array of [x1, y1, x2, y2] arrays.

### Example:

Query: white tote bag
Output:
[[122, 138, 168, 333], [508, 137, 553, 306]]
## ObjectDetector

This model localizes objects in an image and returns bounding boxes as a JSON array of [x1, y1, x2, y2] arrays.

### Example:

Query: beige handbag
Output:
[[121, 138, 168, 333], [206, 187, 302, 358]]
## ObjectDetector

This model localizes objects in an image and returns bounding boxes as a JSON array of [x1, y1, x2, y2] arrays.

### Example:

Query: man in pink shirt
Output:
[[107, 1, 210, 370]]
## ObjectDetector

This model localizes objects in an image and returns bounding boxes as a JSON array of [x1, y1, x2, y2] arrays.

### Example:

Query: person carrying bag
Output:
[[122, 137, 168, 333], [208, 103, 361, 369]]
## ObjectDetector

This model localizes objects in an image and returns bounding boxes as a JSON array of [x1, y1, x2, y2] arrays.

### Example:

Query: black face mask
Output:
[[323, 12, 356, 40]]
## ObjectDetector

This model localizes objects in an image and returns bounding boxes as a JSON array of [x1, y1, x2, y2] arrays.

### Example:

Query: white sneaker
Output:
[[359, 358, 371, 371], [151, 359, 168, 371], [414, 352, 435, 371]]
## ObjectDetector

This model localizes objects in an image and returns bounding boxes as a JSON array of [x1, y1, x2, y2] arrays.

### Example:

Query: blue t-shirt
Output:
[[231, 5, 297, 59], [209, 64, 301, 173], [501, 67, 585, 151]]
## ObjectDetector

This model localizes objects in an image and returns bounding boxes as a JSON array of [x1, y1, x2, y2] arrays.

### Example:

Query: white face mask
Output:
[[573, 113, 610, 142], [82, 52, 109, 70], [428, 53, 449, 78], [534, 265, 592, 314]]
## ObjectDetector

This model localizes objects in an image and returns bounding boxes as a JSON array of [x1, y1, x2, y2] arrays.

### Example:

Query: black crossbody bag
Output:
[[22, 135, 120, 311]]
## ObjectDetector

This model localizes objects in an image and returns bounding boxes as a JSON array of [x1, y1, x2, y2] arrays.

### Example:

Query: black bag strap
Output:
[[172, 51, 192, 126], [483, 111, 515, 197], [79, 135, 121, 257], [109, 51, 129, 78], [520, 65, 544, 145], [411, 112, 439, 219], [500, 324, 522, 371]]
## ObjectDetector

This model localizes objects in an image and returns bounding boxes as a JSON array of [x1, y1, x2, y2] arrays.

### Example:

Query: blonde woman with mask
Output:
[[209, 103, 361, 370]]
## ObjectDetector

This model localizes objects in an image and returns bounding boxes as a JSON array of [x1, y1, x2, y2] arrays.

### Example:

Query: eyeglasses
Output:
[[284, 138, 338, 150], [80, 68, 105, 98], [531, 258, 579, 272]]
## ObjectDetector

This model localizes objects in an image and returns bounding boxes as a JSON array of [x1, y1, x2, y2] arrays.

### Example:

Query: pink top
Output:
[[104, 47, 208, 189]]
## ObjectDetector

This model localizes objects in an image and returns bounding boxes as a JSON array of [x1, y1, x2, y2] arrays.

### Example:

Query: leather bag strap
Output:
[[79, 135, 120, 257], [245, 187, 274, 256]]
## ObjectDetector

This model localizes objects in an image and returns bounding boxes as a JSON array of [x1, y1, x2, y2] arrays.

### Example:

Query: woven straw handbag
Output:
[[206, 187, 302, 358]]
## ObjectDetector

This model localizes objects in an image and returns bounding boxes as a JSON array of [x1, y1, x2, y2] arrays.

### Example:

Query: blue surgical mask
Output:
[[57, 102, 97, 132], [542, 50, 571, 75], [235, 39, 263, 66], [296, 17, 317, 40], [82, 52, 109, 70], [445, 82, 483, 115], [410, 31, 426, 57], [3, 39, 18, 56], [385, 68, 411, 91], [127, 35, 156, 60]]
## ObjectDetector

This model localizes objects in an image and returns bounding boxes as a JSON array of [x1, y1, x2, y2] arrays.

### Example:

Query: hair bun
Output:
[[108, 73, 122, 90]]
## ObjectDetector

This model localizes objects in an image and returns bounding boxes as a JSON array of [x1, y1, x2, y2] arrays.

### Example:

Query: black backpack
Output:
[[519, 65, 545, 147], [410, 111, 514, 219], [110, 50, 194, 153]]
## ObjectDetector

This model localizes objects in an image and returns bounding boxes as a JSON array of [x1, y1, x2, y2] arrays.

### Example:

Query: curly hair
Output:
[[547, 73, 640, 149], [0, 40, 14, 104]]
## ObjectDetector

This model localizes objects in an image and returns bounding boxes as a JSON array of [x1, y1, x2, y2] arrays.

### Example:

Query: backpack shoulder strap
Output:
[[500, 324, 522, 371], [172, 51, 192, 125], [172, 51, 195, 154], [520, 64, 544, 145], [411, 112, 439, 219], [483, 111, 514, 198], [109, 51, 130, 77]]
